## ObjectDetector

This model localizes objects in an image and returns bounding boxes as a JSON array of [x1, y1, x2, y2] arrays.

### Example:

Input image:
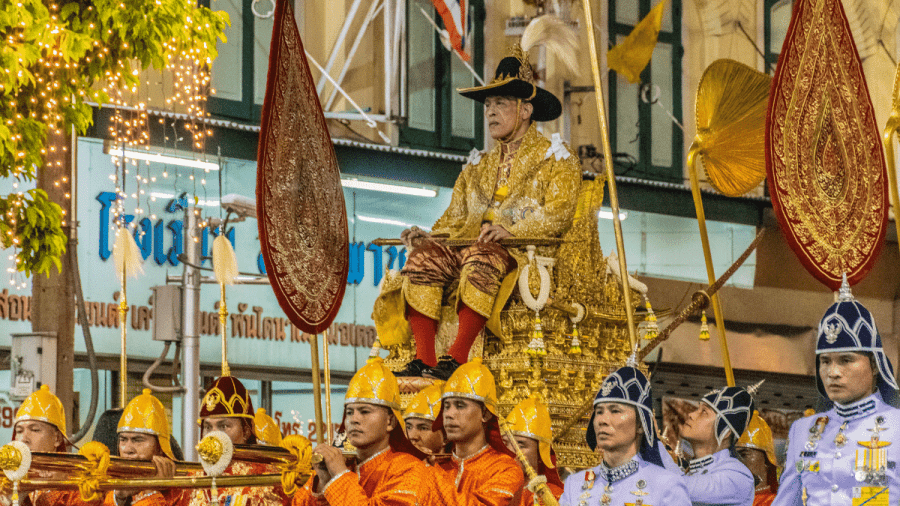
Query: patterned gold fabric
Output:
[[374, 123, 580, 342], [403, 381, 444, 422], [179, 462, 288, 506], [293, 448, 431, 506], [254, 408, 283, 446], [402, 241, 515, 319], [15, 385, 66, 435], [737, 410, 777, 467], [504, 395, 553, 469], [118, 388, 174, 459]]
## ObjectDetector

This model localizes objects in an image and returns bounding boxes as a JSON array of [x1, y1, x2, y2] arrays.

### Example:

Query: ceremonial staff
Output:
[[581, 0, 638, 348], [882, 63, 900, 260], [552, 228, 764, 444]]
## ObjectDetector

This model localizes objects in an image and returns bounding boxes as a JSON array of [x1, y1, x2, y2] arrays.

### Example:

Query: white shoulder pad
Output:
[[465, 148, 483, 167]]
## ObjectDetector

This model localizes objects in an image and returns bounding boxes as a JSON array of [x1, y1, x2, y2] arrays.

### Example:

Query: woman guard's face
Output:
[[592, 402, 641, 453], [344, 402, 395, 450], [819, 351, 876, 405], [679, 402, 717, 444]]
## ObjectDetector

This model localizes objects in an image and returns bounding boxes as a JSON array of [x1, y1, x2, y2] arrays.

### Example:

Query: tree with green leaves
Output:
[[1, 0, 228, 276]]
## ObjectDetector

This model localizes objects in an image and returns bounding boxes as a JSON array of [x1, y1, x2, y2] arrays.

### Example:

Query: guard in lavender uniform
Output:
[[559, 357, 691, 506], [773, 278, 900, 506], [679, 386, 756, 506]]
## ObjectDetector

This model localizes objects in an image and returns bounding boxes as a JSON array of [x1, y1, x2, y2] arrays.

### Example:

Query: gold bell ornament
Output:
[[699, 310, 710, 341]]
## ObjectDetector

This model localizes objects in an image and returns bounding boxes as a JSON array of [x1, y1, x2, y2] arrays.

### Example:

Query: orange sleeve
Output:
[[291, 476, 326, 506], [322, 459, 428, 506]]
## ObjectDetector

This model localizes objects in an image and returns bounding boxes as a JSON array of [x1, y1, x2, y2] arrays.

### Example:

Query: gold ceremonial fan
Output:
[[685, 59, 771, 386], [693, 59, 772, 197]]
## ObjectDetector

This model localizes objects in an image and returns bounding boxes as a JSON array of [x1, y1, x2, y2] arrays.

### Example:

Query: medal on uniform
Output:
[[854, 417, 891, 487], [835, 421, 848, 448], [806, 416, 829, 451], [582, 470, 595, 490], [626, 481, 650, 506]]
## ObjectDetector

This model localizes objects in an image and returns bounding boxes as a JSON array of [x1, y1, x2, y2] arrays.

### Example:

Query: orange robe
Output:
[[181, 461, 288, 506], [27, 490, 80, 506], [753, 490, 776, 506], [520, 480, 563, 506], [292, 448, 429, 506], [432, 446, 524, 506], [102, 491, 170, 506]]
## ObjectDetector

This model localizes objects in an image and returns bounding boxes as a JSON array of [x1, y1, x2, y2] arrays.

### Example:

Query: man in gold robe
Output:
[[377, 46, 581, 380]]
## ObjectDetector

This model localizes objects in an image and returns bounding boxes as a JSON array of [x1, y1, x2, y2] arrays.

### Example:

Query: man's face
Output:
[[503, 434, 540, 471], [405, 417, 445, 455], [484, 96, 532, 140], [118, 432, 160, 461], [344, 403, 394, 450], [736, 446, 768, 479], [441, 398, 487, 443], [13, 420, 62, 453], [819, 351, 876, 405], [592, 403, 641, 454], [201, 416, 253, 445], [680, 402, 719, 445]]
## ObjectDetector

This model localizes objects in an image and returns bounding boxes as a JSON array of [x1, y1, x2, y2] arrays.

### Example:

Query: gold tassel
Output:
[[212, 234, 238, 377], [699, 310, 711, 340], [526, 312, 548, 356], [568, 325, 582, 355], [642, 299, 659, 340]]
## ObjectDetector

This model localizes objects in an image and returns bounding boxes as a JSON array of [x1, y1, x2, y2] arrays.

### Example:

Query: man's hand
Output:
[[313, 445, 348, 492], [401, 227, 431, 248], [478, 224, 512, 243], [151, 455, 176, 479]]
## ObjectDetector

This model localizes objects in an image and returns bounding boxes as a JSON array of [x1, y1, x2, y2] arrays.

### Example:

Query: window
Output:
[[608, 0, 683, 183], [764, 0, 792, 73], [206, 0, 282, 122], [401, 0, 485, 153]]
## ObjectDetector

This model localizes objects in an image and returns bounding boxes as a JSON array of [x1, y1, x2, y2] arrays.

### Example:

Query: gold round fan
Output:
[[694, 59, 772, 197]]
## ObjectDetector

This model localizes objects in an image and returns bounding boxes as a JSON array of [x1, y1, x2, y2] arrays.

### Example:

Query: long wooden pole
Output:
[[309, 333, 324, 444], [581, 0, 638, 348], [686, 145, 735, 386], [882, 126, 900, 260], [323, 329, 334, 444]]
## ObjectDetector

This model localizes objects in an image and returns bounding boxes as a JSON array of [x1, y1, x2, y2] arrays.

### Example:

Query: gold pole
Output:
[[882, 126, 900, 259], [219, 284, 230, 377], [322, 329, 334, 443], [687, 144, 735, 386], [308, 333, 324, 444], [119, 276, 128, 408], [581, 0, 638, 348]]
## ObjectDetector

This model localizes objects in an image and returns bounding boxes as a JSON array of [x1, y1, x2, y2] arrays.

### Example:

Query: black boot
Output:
[[423, 356, 461, 381], [395, 358, 430, 377]]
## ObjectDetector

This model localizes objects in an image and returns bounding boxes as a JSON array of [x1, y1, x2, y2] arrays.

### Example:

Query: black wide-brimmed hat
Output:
[[458, 46, 562, 122]]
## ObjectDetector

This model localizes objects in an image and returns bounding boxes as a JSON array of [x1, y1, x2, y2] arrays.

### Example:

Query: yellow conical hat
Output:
[[345, 357, 403, 423], [505, 394, 554, 468], [118, 389, 174, 459], [440, 358, 498, 416], [254, 408, 282, 446], [15, 385, 66, 435], [736, 410, 776, 466], [403, 381, 444, 421]]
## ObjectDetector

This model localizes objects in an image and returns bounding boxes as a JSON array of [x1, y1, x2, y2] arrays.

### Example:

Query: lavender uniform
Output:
[[773, 393, 900, 506], [559, 454, 691, 506], [683, 449, 754, 506]]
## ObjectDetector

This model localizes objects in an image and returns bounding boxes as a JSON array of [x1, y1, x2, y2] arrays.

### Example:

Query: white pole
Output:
[[324, 0, 384, 111], [181, 207, 201, 461], [316, 0, 365, 95]]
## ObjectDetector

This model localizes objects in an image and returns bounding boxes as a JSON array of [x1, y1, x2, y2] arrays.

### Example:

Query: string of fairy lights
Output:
[[4, 3, 220, 290]]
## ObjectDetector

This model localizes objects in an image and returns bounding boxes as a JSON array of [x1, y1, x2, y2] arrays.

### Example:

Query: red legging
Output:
[[408, 306, 487, 366]]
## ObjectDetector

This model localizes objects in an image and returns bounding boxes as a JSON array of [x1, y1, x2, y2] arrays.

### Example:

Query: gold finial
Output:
[[0, 446, 22, 471], [746, 379, 765, 396], [509, 44, 535, 84], [197, 436, 224, 465], [838, 272, 853, 302]]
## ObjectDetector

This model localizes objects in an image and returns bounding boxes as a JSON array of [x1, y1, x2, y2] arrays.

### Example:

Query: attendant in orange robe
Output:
[[184, 376, 287, 506], [6, 386, 79, 506], [502, 395, 563, 506], [735, 411, 779, 506], [293, 357, 430, 506], [430, 357, 525, 506]]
